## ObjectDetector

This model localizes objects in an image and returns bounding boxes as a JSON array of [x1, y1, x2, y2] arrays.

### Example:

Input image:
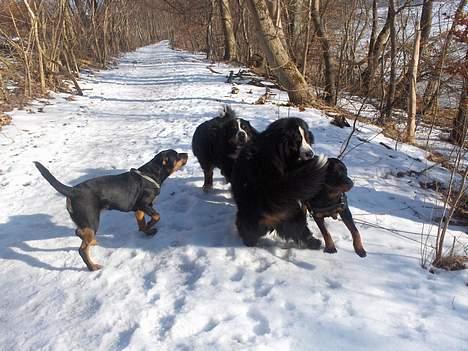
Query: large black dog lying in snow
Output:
[[34, 150, 188, 271], [192, 106, 258, 191], [305, 158, 366, 257], [231, 117, 328, 248]]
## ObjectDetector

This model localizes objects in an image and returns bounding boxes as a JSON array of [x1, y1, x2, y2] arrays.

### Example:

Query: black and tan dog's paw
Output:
[[355, 247, 367, 258], [324, 246, 338, 254]]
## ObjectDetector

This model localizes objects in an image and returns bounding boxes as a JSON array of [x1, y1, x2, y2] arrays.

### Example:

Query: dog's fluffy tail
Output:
[[220, 105, 237, 119], [34, 161, 74, 197]]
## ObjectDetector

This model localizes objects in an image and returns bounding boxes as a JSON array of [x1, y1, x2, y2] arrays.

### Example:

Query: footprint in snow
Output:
[[325, 277, 343, 289], [230, 267, 244, 282], [254, 278, 274, 298], [247, 307, 271, 336]]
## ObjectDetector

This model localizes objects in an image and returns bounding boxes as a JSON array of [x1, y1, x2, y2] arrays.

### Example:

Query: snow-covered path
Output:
[[0, 42, 466, 351]]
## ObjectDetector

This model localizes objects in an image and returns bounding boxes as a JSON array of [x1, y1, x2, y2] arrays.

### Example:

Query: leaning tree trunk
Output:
[[246, 0, 314, 105], [310, 0, 336, 105], [406, 21, 421, 143], [219, 0, 238, 61]]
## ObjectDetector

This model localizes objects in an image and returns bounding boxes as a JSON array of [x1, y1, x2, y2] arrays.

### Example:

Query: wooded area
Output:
[[0, 0, 466, 268]]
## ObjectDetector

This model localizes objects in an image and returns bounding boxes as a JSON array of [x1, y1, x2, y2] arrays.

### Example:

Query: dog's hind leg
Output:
[[312, 215, 337, 254], [236, 214, 264, 247], [201, 164, 214, 192], [76, 228, 102, 271], [276, 209, 322, 250], [69, 197, 102, 270]]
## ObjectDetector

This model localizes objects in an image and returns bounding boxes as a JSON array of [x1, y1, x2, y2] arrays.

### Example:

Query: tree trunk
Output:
[[423, 0, 466, 114], [381, 0, 396, 124], [292, 0, 304, 53], [310, 0, 336, 105], [406, 21, 421, 143], [450, 76, 467, 145], [237, 0, 252, 63], [246, 0, 314, 105], [266, 0, 289, 54], [420, 0, 433, 51], [301, 0, 312, 77], [362, 1, 391, 93], [219, 0, 238, 61], [206, 0, 215, 59]]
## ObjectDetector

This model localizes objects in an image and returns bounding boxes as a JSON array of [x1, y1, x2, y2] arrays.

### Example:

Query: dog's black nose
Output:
[[304, 150, 314, 159]]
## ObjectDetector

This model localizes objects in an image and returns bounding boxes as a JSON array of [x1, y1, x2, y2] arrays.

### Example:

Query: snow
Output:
[[0, 41, 467, 351]]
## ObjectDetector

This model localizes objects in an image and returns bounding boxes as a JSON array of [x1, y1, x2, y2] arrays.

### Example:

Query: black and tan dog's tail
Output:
[[220, 105, 236, 119], [34, 161, 73, 197]]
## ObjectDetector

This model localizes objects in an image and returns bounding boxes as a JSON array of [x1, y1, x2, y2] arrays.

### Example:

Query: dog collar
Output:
[[308, 193, 347, 217], [131, 169, 160, 189]]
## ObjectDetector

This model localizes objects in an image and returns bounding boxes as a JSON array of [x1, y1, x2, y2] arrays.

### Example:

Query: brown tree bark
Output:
[[362, 1, 392, 93], [310, 0, 336, 105], [381, 0, 396, 124], [420, 0, 433, 51], [219, 0, 238, 61], [266, 0, 289, 55], [246, 0, 314, 105], [406, 21, 421, 143]]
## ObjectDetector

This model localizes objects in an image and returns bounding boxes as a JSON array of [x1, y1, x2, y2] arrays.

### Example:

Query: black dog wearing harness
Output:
[[34, 149, 188, 271], [305, 158, 366, 257]]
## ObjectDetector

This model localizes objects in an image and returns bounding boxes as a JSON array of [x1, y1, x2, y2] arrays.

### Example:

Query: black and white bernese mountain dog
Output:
[[231, 117, 328, 248], [305, 158, 366, 257], [192, 106, 258, 191]]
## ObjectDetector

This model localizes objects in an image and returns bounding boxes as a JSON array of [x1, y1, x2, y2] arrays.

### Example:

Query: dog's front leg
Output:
[[312, 215, 337, 254], [339, 208, 366, 257], [135, 210, 147, 231], [141, 206, 161, 236]]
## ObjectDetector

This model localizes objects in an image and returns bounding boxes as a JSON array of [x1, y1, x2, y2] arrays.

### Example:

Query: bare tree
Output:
[[219, 0, 238, 61], [406, 21, 421, 143], [423, 0, 466, 115], [310, 0, 336, 104], [381, 0, 396, 124], [246, 0, 315, 105]]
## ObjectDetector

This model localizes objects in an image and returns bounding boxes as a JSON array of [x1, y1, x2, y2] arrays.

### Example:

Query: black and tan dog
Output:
[[34, 149, 188, 271], [305, 158, 366, 257], [192, 105, 258, 191], [231, 117, 328, 249]]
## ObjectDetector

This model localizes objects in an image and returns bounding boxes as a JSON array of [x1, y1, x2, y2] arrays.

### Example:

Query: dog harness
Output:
[[131, 169, 160, 189], [308, 193, 347, 218]]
